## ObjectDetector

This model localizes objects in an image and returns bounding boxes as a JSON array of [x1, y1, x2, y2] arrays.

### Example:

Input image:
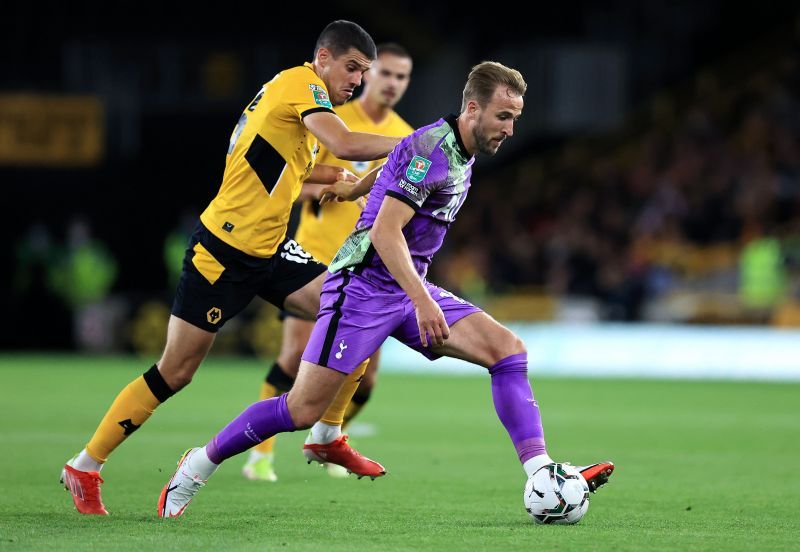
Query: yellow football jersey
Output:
[[295, 100, 413, 263], [200, 63, 334, 258]]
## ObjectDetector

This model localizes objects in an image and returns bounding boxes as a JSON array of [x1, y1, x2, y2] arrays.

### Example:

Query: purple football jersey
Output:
[[329, 115, 474, 290]]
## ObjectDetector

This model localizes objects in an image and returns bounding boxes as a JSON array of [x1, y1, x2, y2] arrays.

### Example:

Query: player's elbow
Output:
[[368, 225, 381, 244], [369, 222, 396, 251]]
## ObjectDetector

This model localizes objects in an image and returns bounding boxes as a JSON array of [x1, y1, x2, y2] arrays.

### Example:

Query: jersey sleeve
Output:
[[281, 68, 335, 120], [383, 141, 448, 211]]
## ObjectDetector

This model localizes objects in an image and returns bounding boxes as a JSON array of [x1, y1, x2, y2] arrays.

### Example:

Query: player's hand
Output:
[[338, 168, 358, 183], [319, 177, 359, 205], [414, 294, 450, 347]]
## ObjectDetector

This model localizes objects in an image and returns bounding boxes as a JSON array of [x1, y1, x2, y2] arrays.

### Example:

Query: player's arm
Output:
[[303, 111, 400, 161], [304, 163, 356, 185], [369, 197, 449, 347], [318, 165, 382, 204], [299, 164, 357, 202]]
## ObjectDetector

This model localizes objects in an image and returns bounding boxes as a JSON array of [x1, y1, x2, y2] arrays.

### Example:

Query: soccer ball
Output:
[[523, 463, 590, 524]]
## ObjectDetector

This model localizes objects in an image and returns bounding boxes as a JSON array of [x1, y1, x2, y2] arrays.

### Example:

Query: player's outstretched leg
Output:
[[428, 312, 553, 477], [243, 314, 310, 482], [431, 311, 614, 483], [158, 361, 381, 517], [160, 392, 296, 518], [63, 316, 214, 515], [61, 365, 175, 515], [241, 361, 295, 482]]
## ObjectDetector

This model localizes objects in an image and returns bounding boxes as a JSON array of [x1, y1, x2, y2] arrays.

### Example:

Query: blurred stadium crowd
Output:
[[7, 6, 800, 353], [433, 34, 800, 325]]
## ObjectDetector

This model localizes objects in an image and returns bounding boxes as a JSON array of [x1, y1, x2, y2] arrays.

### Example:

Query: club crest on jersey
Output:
[[406, 155, 431, 183], [309, 84, 332, 108]]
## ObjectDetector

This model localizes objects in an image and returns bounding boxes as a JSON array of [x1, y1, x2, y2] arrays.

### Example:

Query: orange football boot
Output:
[[578, 461, 615, 492], [302, 435, 386, 479], [61, 464, 109, 515]]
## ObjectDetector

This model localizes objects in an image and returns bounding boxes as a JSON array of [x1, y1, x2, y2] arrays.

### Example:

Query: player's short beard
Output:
[[472, 116, 499, 156]]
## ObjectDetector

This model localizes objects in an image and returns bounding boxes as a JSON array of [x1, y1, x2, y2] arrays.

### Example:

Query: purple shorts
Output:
[[302, 270, 482, 374]]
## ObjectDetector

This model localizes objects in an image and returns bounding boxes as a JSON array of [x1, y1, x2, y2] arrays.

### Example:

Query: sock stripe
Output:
[[143, 365, 175, 403], [265, 362, 294, 392]]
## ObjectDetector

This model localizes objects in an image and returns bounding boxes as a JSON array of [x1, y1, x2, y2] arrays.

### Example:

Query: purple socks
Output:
[[489, 353, 547, 464], [206, 393, 296, 464], [203, 354, 545, 466]]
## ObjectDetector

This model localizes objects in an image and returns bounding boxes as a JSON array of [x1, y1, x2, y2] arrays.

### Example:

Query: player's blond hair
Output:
[[461, 61, 526, 112]]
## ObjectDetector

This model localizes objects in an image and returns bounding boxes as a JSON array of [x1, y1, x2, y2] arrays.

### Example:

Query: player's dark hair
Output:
[[315, 20, 377, 60], [377, 42, 411, 60], [461, 61, 527, 112]]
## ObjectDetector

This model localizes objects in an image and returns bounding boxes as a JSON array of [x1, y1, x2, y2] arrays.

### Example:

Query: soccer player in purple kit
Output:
[[158, 61, 614, 518]]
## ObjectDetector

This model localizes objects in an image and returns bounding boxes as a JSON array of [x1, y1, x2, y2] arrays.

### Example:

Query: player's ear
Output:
[[316, 47, 332, 66], [466, 99, 480, 118]]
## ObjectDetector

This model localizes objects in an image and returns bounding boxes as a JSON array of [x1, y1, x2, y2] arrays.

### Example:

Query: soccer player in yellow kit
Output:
[[242, 43, 414, 482], [60, 20, 403, 516]]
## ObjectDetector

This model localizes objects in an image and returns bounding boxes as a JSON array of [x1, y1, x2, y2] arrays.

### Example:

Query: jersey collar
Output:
[[303, 62, 321, 81], [444, 114, 471, 161]]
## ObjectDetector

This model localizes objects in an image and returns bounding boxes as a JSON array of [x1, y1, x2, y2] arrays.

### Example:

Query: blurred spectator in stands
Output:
[[738, 221, 787, 319], [434, 47, 800, 324], [50, 216, 120, 351]]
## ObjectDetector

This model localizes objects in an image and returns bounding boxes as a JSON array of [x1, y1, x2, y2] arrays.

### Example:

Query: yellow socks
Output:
[[342, 384, 372, 428], [320, 359, 369, 426], [85, 365, 174, 463]]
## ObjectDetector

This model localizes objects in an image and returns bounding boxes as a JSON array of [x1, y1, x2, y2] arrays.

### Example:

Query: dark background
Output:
[[4, 1, 799, 348]]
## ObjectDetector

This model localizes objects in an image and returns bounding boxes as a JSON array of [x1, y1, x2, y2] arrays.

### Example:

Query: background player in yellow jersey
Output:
[[61, 20, 404, 516], [242, 44, 414, 482]]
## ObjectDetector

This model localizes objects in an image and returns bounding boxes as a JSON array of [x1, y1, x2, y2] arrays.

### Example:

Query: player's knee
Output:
[[286, 396, 328, 429], [288, 407, 321, 430], [488, 331, 526, 364], [158, 339, 208, 391], [285, 280, 323, 319], [276, 348, 304, 375], [509, 334, 527, 355], [158, 364, 195, 391], [157, 353, 203, 391]]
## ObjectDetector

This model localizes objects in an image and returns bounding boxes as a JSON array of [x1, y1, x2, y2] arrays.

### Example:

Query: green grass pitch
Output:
[[0, 355, 797, 551]]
